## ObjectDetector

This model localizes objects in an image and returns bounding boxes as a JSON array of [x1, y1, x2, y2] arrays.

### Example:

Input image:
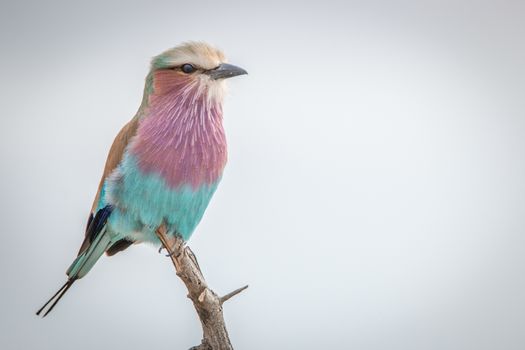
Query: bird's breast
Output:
[[129, 110, 227, 189]]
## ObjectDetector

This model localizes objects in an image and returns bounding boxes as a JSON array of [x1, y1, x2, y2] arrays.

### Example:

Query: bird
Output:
[[36, 42, 247, 317]]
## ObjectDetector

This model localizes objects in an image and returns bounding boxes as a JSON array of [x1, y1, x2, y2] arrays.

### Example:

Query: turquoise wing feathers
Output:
[[36, 118, 139, 317]]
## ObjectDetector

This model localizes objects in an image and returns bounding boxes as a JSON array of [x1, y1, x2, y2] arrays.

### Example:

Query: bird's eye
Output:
[[181, 64, 195, 74]]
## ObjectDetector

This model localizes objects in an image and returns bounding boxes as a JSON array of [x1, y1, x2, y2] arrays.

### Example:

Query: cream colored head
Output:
[[152, 42, 226, 70], [149, 42, 247, 103]]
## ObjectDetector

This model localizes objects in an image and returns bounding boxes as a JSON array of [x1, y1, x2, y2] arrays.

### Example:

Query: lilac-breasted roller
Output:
[[36, 42, 247, 317]]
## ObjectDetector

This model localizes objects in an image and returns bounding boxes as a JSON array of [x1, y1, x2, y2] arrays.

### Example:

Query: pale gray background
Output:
[[1, 0, 524, 349]]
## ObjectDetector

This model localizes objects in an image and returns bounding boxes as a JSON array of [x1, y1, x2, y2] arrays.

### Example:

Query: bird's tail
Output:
[[36, 226, 113, 317], [35, 279, 75, 317]]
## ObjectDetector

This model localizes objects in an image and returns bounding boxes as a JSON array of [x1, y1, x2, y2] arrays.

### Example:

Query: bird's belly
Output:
[[105, 154, 220, 242]]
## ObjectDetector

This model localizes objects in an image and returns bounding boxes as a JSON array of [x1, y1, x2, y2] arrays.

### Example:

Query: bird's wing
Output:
[[37, 117, 141, 316], [77, 117, 140, 256], [90, 117, 140, 213]]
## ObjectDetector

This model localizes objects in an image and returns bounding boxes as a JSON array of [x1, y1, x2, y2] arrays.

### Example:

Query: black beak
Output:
[[206, 63, 248, 80]]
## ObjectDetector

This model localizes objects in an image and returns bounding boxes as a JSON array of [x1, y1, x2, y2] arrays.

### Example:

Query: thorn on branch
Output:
[[220, 285, 249, 305]]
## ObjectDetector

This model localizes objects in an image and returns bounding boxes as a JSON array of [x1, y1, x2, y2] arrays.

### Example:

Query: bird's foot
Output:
[[164, 249, 179, 258], [159, 243, 184, 258]]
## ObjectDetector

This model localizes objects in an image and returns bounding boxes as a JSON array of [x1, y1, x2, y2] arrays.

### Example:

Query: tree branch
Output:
[[156, 226, 247, 350], [220, 285, 249, 305]]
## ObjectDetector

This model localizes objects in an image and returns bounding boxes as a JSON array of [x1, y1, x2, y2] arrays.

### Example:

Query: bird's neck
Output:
[[130, 74, 227, 189]]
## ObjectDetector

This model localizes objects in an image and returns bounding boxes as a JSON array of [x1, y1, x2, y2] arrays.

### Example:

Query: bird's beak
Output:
[[206, 63, 248, 80]]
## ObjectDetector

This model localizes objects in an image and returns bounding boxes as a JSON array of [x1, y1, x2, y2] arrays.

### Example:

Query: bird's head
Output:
[[145, 42, 247, 105]]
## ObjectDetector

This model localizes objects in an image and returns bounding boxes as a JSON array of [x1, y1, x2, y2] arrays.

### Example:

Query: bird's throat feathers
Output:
[[130, 70, 227, 189]]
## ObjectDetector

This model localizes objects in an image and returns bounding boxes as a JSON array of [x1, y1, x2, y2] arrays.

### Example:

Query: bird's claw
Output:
[[159, 244, 181, 258], [165, 250, 178, 257]]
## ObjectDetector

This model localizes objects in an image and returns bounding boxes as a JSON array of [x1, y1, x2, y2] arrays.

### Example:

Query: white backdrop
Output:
[[1, 0, 524, 349]]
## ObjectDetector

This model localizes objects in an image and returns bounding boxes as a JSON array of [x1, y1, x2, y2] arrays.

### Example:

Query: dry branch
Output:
[[156, 226, 247, 350]]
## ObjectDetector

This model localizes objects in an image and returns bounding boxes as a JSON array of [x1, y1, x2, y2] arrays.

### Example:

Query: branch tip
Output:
[[220, 285, 249, 304]]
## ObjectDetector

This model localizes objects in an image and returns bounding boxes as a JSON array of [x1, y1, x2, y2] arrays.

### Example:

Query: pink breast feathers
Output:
[[130, 71, 227, 189]]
